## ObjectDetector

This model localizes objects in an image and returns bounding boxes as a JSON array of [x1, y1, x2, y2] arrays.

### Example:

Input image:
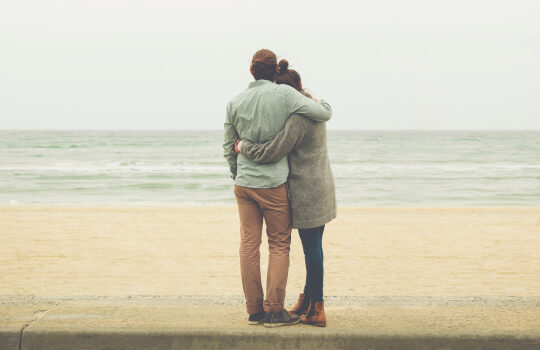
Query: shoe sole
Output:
[[288, 312, 307, 317], [248, 320, 264, 325], [263, 318, 301, 328]]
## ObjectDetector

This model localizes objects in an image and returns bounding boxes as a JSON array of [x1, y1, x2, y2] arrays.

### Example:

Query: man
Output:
[[223, 49, 331, 327]]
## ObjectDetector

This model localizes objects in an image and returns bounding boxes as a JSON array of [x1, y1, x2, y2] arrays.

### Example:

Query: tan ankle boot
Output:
[[300, 301, 326, 327], [288, 293, 310, 316]]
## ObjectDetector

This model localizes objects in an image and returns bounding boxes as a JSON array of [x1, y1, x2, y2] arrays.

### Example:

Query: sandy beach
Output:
[[1, 206, 539, 297]]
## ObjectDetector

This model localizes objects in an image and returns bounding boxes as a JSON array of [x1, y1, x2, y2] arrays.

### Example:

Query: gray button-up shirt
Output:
[[223, 79, 332, 188]]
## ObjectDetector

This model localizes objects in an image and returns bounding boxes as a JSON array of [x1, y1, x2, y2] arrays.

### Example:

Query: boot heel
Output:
[[289, 293, 310, 316]]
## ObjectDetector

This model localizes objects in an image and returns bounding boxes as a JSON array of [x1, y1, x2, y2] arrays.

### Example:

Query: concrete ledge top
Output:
[[1, 296, 539, 350], [3, 294, 540, 305]]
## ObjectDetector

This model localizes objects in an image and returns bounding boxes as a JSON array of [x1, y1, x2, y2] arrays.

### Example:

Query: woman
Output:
[[236, 59, 336, 327]]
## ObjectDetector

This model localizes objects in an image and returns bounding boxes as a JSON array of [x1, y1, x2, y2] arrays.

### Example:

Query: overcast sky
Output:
[[1, 0, 539, 130]]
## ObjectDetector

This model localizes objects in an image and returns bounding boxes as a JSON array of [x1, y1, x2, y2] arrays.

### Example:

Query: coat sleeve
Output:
[[240, 116, 306, 164]]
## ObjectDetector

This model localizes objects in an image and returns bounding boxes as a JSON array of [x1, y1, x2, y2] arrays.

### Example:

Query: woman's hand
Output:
[[234, 139, 242, 154]]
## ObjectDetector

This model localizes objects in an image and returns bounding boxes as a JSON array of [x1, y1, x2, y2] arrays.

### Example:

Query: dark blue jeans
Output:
[[298, 225, 324, 302]]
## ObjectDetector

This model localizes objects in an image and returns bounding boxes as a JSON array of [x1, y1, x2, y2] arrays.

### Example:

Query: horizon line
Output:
[[1, 128, 539, 132]]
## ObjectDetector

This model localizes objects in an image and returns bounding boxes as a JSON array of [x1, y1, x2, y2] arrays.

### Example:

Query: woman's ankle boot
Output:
[[288, 293, 310, 316], [300, 301, 326, 327]]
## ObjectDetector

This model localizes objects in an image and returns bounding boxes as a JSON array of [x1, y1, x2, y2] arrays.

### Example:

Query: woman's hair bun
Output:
[[278, 59, 289, 73]]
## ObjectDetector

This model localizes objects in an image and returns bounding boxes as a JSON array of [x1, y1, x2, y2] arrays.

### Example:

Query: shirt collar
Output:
[[248, 79, 273, 89]]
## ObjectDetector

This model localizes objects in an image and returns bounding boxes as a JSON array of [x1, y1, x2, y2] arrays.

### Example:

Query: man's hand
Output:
[[234, 139, 242, 154]]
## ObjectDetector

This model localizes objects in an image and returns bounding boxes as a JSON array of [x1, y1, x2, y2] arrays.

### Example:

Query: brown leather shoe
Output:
[[300, 301, 326, 327], [288, 293, 310, 316]]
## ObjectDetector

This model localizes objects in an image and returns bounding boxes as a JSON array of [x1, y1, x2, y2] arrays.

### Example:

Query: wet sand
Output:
[[1, 206, 539, 297]]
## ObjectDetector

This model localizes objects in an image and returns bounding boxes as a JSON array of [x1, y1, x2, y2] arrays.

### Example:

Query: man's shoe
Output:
[[289, 293, 310, 316], [248, 311, 266, 325], [264, 309, 300, 328]]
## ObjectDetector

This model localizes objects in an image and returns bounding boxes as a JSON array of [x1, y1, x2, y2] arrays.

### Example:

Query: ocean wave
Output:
[[2, 162, 540, 174], [0, 162, 230, 174], [1, 130, 539, 206]]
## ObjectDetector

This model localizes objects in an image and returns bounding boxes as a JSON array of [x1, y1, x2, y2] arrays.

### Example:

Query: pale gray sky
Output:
[[1, 0, 539, 130]]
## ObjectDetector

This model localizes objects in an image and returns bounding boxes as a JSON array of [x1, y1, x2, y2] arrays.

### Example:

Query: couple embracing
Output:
[[223, 49, 336, 328]]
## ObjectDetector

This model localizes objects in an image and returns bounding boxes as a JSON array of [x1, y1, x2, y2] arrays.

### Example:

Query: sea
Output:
[[1, 130, 539, 206]]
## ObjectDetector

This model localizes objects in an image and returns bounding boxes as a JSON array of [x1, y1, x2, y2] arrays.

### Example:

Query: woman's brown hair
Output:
[[276, 59, 312, 98]]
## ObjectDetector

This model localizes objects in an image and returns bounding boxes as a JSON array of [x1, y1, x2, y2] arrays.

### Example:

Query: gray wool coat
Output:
[[240, 114, 337, 229]]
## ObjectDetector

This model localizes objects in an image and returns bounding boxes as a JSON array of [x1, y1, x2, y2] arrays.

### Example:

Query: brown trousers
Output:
[[234, 183, 292, 314]]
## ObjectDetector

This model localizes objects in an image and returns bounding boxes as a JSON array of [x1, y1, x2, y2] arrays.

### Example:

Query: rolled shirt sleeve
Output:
[[284, 86, 332, 122], [223, 102, 238, 179]]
